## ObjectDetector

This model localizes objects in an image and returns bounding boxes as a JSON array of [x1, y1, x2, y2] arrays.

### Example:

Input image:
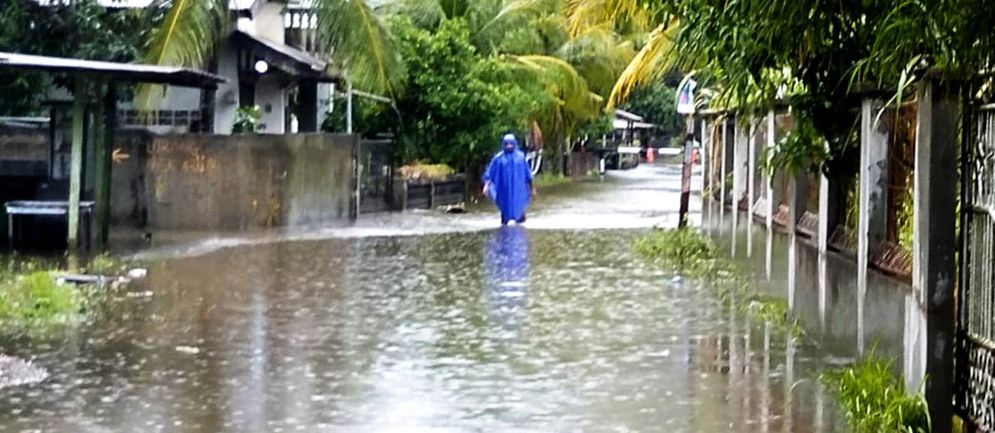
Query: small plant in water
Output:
[[635, 227, 719, 277], [0, 271, 83, 327], [85, 253, 127, 275], [821, 350, 930, 433], [534, 173, 571, 189]]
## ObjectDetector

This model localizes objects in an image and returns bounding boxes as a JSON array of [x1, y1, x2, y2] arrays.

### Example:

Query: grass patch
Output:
[[84, 253, 128, 276], [821, 351, 930, 433], [0, 254, 132, 330], [635, 227, 719, 277], [635, 227, 807, 339], [0, 270, 84, 328], [534, 173, 572, 189]]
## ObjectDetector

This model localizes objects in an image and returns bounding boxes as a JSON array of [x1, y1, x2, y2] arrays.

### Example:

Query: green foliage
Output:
[[316, 0, 407, 96], [761, 115, 828, 177], [619, 81, 685, 139], [232, 106, 261, 134], [85, 253, 127, 276], [634, 227, 718, 276], [577, 112, 614, 140], [821, 351, 930, 433], [0, 271, 83, 328], [747, 295, 804, 340], [534, 173, 571, 189], [383, 17, 539, 168]]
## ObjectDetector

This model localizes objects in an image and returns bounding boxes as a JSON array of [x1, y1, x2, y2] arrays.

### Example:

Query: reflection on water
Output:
[[0, 165, 860, 433], [483, 227, 530, 333], [0, 230, 847, 432]]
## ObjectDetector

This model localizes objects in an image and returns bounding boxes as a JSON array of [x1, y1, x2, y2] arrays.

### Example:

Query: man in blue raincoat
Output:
[[482, 134, 536, 225]]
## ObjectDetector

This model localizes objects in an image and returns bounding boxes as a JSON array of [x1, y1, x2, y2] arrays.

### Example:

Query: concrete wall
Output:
[[111, 133, 356, 231], [568, 151, 600, 179]]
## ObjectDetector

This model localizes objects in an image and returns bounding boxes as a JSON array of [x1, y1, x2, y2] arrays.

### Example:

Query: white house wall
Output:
[[214, 39, 240, 135], [256, 75, 286, 134]]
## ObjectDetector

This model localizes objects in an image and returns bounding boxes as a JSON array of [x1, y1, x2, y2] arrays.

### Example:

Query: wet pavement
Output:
[[0, 164, 847, 432]]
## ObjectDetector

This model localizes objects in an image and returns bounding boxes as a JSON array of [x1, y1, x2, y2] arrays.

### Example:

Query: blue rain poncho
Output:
[[482, 135, 533, 224]]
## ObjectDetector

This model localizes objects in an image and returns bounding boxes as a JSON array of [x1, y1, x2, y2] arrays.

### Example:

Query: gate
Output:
[[956, 98, 995, 432], [358, 139, 393, 214]]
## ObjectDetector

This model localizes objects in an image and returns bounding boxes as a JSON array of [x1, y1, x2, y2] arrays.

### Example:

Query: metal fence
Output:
[[358, 139, 393, 214], [956, 102, 995, 432]]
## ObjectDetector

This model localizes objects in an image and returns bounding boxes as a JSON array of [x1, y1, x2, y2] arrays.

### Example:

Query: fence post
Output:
[[857, 96, 890, 354], [910, 79, 957, 433], [765, 110, 776, 280], [732, 114, 748, 256], [719, 115, 728, 231], [747, 116, 757, 256], [701, 117, 710, 221]]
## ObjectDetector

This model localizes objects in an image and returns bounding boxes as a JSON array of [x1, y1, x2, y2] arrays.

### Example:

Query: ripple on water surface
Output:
[[1, 229, 841, 432]]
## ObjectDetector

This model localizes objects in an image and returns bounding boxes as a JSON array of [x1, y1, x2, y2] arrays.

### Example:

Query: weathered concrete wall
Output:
[[111, 133, 356, 231], [706, 205, 911, 364], [568, 151, 600, 179]]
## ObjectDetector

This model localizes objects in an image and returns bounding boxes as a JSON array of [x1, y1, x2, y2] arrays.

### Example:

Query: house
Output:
[[612, 109, 657, 147], [39, 0, 342, 135]]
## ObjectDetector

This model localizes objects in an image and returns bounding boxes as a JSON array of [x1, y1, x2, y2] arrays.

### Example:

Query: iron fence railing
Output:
[[955, 102, 995, 432]]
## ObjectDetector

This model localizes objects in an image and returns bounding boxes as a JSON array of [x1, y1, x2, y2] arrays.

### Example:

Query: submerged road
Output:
[[0, 164, 844, 432]]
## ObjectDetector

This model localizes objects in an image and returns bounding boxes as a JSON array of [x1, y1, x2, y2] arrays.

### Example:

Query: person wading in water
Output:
[[482, 134, 536, 225]]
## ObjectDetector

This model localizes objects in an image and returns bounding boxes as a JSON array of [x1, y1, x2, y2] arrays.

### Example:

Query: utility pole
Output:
[[676, 74, 698, 228], [678, 114, 694, 228]]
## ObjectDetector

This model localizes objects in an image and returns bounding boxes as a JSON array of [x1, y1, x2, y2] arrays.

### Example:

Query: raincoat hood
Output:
[[502, 134, 519, 153]]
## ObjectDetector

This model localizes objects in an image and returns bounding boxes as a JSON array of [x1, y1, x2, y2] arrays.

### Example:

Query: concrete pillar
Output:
[[747, 117, 757, 256], [818, 172, 830, 331], [719, 116, 729, 232], [783, 335, 796, 433], [702, 117, 712, 225], [786, 158, 811, 311], [909, 80, 957, 433], [93, 83, 116, 248], [732, 114, 742, 256], [765, 110, 775, 280], [68, 77, 86, 251], [858, 97, 890, 353]]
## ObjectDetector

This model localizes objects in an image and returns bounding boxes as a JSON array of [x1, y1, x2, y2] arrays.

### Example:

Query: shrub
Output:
[[821, 352, 930, 433], [534, 173, 571, 189], [85, 253, 127, 275], [0, 271, 83, 326], [635, 227, 718, 276]]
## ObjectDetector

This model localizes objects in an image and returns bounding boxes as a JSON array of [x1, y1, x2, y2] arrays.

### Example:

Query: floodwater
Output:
[[1, 164, 848, 432]]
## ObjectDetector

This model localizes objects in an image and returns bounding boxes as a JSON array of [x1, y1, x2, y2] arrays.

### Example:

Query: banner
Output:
[[676, 77, 697, 114]]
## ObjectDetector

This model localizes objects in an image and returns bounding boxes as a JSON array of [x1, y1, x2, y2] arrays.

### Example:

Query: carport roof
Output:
[[0, 52, 226, 88]]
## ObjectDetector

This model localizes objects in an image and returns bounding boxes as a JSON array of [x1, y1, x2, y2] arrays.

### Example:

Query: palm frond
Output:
[[138, 0, 226, 110], [557, 26, 635, 96], [608, 21, 678, 107], [316, 0, 407, 97]]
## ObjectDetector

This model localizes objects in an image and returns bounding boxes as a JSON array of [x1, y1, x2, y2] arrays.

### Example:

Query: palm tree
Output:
[[143, 0, 406, 97]]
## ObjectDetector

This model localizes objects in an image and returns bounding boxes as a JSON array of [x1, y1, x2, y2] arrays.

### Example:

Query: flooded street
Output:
[[1, 165, 846, 432]]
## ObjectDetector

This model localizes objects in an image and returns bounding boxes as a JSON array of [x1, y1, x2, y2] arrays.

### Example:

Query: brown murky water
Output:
[[0, 165, 847, 432]]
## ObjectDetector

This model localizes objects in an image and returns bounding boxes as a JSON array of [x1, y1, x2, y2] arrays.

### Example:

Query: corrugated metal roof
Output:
[[0, 52, 225, 88], [614, 109, 645, 122]]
